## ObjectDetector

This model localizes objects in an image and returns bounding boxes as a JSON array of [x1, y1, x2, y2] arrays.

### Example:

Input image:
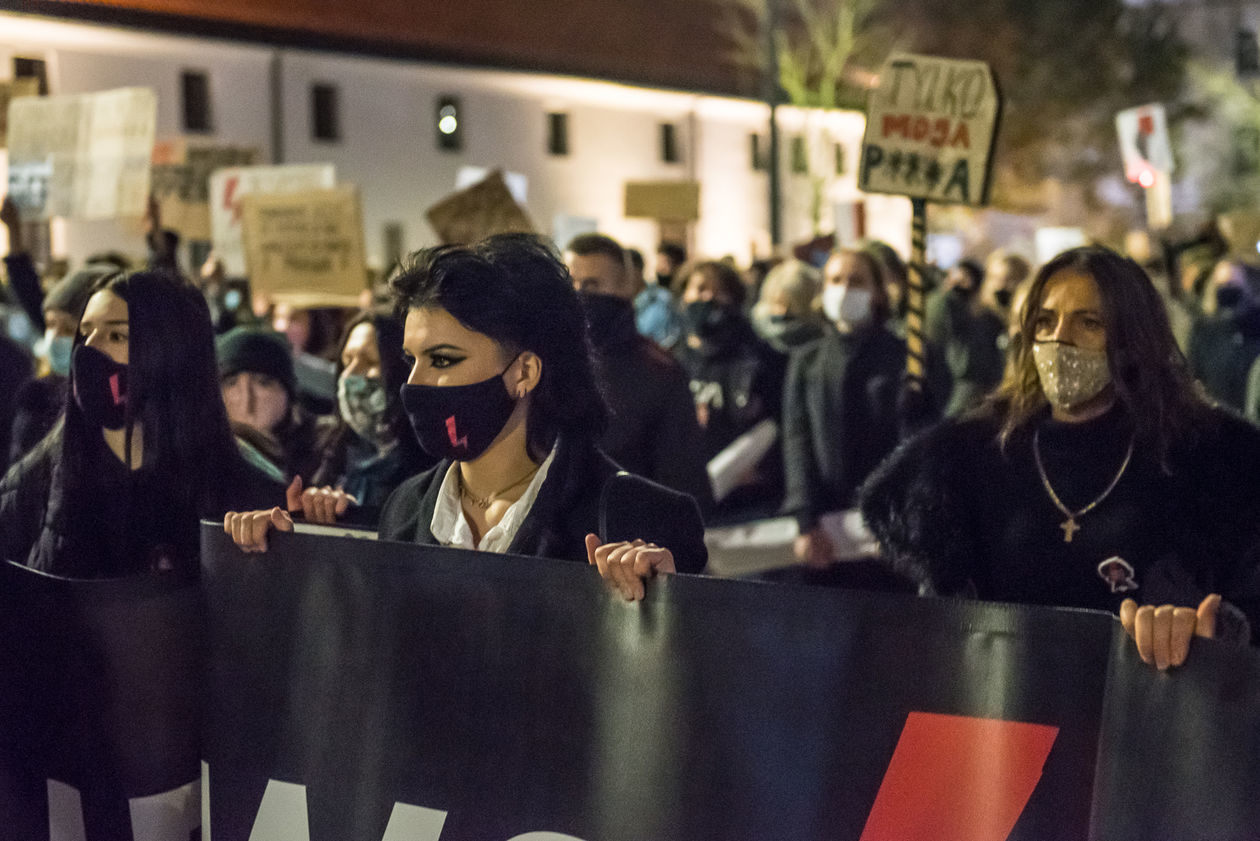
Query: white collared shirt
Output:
[[429, 447, 557, 554]]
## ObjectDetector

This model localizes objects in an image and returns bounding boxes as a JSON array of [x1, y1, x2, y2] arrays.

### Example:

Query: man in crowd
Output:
[[566, 233, 713, 512]]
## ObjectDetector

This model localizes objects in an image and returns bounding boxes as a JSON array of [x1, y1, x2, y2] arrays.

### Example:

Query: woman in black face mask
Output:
[[224, 234, 706, 601], [0, 270, 285, 577]]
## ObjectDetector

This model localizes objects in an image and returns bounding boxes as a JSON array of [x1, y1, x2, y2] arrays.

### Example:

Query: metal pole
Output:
[[270, 49, 285, 165], [906, 197, 927, 383], [763, 0, 783, 248]]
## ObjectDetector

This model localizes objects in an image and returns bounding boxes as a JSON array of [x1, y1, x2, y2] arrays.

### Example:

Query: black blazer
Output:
[[377, 436, 708, 574]]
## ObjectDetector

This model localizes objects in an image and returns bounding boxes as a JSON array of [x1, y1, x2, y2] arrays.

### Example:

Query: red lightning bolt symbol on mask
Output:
[[446, 416, 468, 450]]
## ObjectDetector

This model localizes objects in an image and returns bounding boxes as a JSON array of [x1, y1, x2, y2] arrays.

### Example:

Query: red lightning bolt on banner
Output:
[[859, 712, 1059, 841]]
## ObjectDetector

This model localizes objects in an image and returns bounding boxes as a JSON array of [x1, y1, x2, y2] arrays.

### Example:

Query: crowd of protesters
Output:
[[2, 189, 1259, 668]]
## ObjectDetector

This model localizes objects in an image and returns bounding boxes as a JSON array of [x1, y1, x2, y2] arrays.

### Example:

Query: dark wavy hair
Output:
[[388, 233, 609, 458], [991, 246, 1210, 467], [54, 270, 249, 519], [674, 259, 748, 309]]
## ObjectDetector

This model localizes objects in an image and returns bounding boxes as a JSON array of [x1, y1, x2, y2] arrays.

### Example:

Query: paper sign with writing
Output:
[[1115, 103, 1173, 183], [426, 169, 535, 245], [859, 54, 1000, 206], [239, 185, 367, 306], [210, 163, 335, 276], [150, 140, 258, 240], [0, 78, 39, 149], [6, 87, 156, 219]]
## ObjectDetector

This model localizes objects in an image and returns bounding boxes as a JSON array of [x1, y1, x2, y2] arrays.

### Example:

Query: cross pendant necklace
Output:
[[1033, 429, 1134, 544]]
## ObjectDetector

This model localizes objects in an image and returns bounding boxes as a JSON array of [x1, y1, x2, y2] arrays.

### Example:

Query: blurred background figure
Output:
[[750, 258, 825, 354], [1187, 259, 1260, 412], [635, 241, 686, 349], [566, 233, 713, 510], [925, 257, 1006, 415], [216, 327, 321, 482], [271, 301, 343, 415]]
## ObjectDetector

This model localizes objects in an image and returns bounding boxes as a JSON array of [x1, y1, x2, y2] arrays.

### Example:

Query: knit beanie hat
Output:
[[215, 327, 297, 396], [43, 263, 119, 318]]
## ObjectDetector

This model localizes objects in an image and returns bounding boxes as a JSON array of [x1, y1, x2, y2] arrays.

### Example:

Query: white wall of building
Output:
[[0, 12, 908, 272]]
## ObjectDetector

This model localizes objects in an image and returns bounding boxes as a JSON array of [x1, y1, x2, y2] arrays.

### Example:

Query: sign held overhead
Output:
[[859, 53, 1001, 206]]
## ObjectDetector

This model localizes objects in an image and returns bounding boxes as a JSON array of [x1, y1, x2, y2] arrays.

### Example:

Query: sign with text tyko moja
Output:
[[859, 53, 1001, 206]]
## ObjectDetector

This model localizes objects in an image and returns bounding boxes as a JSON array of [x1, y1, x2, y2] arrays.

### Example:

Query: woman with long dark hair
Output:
[[860, 246, 1260, 667], [0, 270, 285, 576], [225, 234, 706, 600]]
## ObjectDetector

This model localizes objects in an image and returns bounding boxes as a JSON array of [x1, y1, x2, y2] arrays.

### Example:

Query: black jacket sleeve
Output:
[[4, 252, 45, 333], [781, 345, 822, 530], [648, 362, 715, 514]]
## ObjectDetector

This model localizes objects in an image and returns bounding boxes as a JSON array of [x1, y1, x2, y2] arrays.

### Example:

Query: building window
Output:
[[436, 96, 462, 152], [660, 123, 681, 164], [750, 134, 769, 171], [13, 57, 48, 95], [1238, 29, 1260, 77], [791, 136, 808, 173], [311, 83, 340, 142], [547, 112, 570, 156], [835, 143, 847, 176], [181, 70, 213, 134]]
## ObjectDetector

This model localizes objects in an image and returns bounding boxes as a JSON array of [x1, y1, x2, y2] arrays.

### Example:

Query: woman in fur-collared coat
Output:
[[860, 247, 1260, 667]]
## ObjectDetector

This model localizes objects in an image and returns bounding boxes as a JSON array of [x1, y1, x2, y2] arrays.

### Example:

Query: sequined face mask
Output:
[[1032, 341, 1112, 409]]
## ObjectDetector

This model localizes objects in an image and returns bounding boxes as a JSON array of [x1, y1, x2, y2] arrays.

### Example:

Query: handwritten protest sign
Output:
[[426, 169, 535, 245], [150, 139, 258, 240], [6, 87, 156, 219], [210, 163, 335, 276], [239, 185, 366, 306], [0, 78, 39, 148], [859, 54, 1000, 206]]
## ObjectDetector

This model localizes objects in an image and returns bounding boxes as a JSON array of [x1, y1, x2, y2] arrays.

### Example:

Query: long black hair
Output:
[[56, 270, 247, 516], [388, 233, 609, 458], [992, 246, 1210, 468]]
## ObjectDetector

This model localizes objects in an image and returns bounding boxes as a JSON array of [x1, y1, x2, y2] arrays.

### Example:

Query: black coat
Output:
[[0, 425, 284, 576], [592, 302, 713, 511], [859, 405, 1260, 644], [378, 436, 708, 574], [782, 324, 932, 530]]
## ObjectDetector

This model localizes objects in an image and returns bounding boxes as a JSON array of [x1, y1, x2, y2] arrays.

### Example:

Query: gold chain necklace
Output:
[[1032, 428, 1134, 543], [459, 462, 541, 511]]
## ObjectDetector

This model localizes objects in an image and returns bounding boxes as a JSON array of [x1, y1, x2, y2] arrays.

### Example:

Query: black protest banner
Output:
[[200, 525, 1260, 841], [0, 562, 201, 841]]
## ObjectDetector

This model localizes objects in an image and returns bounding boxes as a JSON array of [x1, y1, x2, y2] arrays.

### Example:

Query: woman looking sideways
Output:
[[225, 234, 706, 600]]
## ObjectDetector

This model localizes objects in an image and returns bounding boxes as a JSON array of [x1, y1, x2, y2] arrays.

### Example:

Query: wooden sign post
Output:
[[859, 54, 1001, 384]]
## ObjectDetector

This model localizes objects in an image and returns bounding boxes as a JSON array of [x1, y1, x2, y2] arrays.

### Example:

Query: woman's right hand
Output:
[[290, 475, 358, 525], [223, 506, 293, 553]]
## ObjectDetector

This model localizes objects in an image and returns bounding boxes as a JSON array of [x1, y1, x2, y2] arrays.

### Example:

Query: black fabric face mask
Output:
[[1216, 285, 1244, 311], [400, 359, 519, 462], [994, 288, 1013, 310], [72, 344, 130, 430], [684, 300, 738, 343]]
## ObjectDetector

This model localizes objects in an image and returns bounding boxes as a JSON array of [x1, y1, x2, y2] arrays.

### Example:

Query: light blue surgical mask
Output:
[[38, 333, 74, 376]]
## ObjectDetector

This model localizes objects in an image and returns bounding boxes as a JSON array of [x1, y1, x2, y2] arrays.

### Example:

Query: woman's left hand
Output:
[[1119, 594, 1219, 670], [585, 534, 676, 602]]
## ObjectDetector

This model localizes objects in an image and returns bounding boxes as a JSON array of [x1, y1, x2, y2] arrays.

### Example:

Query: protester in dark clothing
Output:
[[0, 270, 284, 576], [786, 247, 940, 568], [305, 310, 435, 524], [565, 233, 713, 510], [635, 241, 687, 348], [0, 336, 33, 468], [750, 259, 825, 353], [1186, 260, 1260, 411], [673, 259, 786, 519], [225, 234, 707, 600], [925, 258, 1006, 415], [216, 326, 323, 482], [862, 247, 1260, 668]]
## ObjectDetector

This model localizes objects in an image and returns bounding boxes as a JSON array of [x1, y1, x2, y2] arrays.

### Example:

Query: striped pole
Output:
[[905, 197, 927, 384]]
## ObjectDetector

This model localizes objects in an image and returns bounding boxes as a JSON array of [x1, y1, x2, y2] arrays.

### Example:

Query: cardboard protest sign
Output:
[[859, 54, 1000, 206], [239, 185, 367, 307], [0, 77, 39, 148], [6, 87, 157, 219], [209, 163, 335, 276], [624, 180, 701, 220], [1115, 103, 1173, 183], [426, 169, 535, 245], [149, 139, 257, 240]]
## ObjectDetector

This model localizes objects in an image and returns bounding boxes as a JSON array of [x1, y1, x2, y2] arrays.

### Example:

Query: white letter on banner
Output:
[[381, 802, 449, 840], [248, 780, 310, 841], [506, 834, 589, 841], [47, 779, 87, 841], [129, 779, 199, 841]]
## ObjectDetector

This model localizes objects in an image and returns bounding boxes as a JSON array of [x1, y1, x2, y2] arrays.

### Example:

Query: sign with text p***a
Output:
[[859, 53, 1001, 206]]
